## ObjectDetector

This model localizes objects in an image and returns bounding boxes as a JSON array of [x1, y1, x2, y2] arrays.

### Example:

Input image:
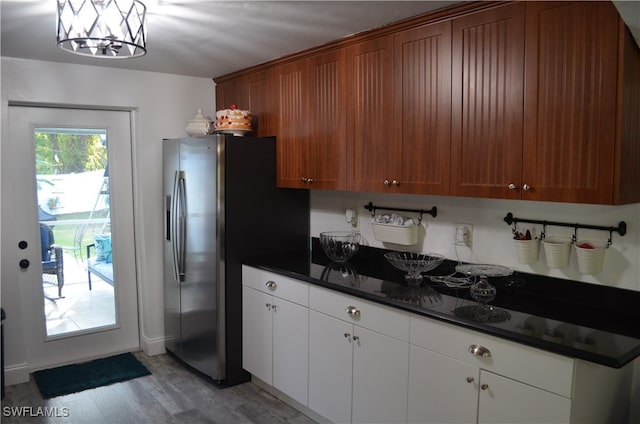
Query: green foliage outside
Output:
[[35, 132, 107, 174]]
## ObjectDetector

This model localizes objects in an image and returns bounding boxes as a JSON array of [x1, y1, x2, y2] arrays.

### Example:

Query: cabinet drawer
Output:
[[242, 266, 308, 306], [309, 286, 410, 342], [410, 315, 575, 398]]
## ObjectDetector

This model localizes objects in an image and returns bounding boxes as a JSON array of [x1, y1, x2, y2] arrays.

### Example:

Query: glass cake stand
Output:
[[453, 264, 513, 323]]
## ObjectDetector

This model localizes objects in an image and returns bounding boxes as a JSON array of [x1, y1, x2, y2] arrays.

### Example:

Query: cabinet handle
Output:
[[265, 280, 277, 290], [466, 377, 474, 383], [352, 335, 360, 341], [481, 384, 489, 391], [301, 177, 308, 183], [344, 333, 351, 338], [392, 180, 400, 186], [522, 183, 532, 191], [307, 178, 314, 184], [272, 305, 277, 312], [383, 179, 391, 186], [265, 303, 271, 310], [468, 344, 491, 358], [508, 183, 517, 190], [346, 306, 361, 317]]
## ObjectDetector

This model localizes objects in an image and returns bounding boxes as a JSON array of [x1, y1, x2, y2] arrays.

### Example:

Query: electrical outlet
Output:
[[454, 224, 472, 247]]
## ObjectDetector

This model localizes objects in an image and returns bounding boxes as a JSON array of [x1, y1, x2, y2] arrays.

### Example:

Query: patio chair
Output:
[[40, 224, 64, 298]]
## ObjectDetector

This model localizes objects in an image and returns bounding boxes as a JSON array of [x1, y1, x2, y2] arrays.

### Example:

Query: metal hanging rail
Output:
[[364, 201, 437, 224], [503, 212, 626, 246]]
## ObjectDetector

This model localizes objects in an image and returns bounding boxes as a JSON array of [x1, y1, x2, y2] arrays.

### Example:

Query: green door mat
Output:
[[33, 352, 151, 399]]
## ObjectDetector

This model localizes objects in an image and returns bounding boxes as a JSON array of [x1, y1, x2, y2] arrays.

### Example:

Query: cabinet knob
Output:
[[392, 180, 400, 186], [466, 377, 474, 383], [468, 344, 492, 358], [346, 306, 361, 317], [265, 303, 271, 310], [383, 179, 391, 186], [301, 177, 308, 183], [265, 280, 277, 290], [508, 183, 517, 190], [272, 305, 277, 312], [307, 178, 314, 184], [481, 384, 489, 391], [352, 335, 360, 341], [522, 184, 532, 191], [344, 333, 351, 338]]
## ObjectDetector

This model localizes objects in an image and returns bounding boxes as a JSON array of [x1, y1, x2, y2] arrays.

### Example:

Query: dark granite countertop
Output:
[[245, 238, 640, 369]]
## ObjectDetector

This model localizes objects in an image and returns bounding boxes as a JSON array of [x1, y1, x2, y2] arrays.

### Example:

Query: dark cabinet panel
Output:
[[523, 1, 618, 204], [450, 2, 525, 199], [346, 36, 397, 192], [394, 20, 452, 195]]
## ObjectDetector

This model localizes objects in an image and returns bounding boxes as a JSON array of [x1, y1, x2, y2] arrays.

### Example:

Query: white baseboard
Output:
[[140, 334, 166, 356], [4, 362, 30, 386]]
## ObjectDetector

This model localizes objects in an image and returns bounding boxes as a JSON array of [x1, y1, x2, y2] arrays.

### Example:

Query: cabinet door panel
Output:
[[523, 1, 618, 203], [346, 36, 397, 192], [408, 345, 478, 424], [242, 286, 273, 385], [309, 49, 348, 190], [478, 371, 571, 424], [451, 3, 525, 199], [309, 311, 353, 424], [394, 20, 452, 195], [248, 69, 278, 137], [273, 298, 309, 406], [276, 61, 309, 188], [352, 327, 409, 424]]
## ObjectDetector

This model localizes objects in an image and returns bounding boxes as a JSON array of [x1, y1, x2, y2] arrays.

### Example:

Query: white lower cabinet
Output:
[[308, 310, 353, 424], [308, 286, 410, 424], [242, 266, 632, 424], [407, 344, 571, 424], [477, 370, 571, 424], [242, 266, 309, 406], [408, 345, 479, 424]]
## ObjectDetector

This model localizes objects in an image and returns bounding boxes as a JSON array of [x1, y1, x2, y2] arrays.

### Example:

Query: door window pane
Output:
[[35, 128, 116, 337]]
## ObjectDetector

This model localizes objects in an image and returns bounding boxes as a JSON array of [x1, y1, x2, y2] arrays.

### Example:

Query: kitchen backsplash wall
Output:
[[310, 190, 640, 292]]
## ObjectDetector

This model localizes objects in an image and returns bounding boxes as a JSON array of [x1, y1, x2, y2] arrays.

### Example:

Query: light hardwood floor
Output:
[[1, 352, 317, 424]]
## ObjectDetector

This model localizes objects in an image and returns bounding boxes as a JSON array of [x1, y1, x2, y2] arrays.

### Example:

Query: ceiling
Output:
[[1, 0, 459, 79], [2, 1, 639, 80]]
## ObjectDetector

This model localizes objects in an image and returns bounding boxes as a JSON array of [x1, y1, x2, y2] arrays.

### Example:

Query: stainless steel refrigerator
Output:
[[163, 135, 309, 386]]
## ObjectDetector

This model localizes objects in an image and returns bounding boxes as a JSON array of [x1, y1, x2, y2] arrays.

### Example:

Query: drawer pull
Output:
[[265, 280, 277, 290], [469, 344, 491, 358], [346, 306, 361, 317]]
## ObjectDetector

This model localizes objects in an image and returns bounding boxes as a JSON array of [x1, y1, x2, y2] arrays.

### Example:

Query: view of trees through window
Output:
[[35, 132, 107, 175]]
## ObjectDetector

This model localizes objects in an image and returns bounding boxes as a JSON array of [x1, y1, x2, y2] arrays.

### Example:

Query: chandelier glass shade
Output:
[[56, 0, 147, 58]]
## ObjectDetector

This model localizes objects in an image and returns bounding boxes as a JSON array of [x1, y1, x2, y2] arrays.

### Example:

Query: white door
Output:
[[308, 310, 354, 424], [3, 105, 139, 370], [272, 296, 309, 406], [351, 326, 409, 424], [241, 285, 273, 384]]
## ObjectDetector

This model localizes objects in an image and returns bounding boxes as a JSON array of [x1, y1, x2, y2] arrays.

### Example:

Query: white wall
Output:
[[311, 190, 640, 291], [1, 57, 215, 376]]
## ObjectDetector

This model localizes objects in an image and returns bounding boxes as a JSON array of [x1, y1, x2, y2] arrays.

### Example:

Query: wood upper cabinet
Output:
[[346, 36, 396, 192], [393, 20, 452, 195], [307, 49, 348, 190], [276, 49, 347, 190], [276, 60, 308, 188], [215, 70, 277, 138], [450, 2, 525, 199], [523, 1, 625, 204]]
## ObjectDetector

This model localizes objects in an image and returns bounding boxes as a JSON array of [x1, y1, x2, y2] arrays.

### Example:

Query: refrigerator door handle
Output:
[[171, 170, 180, 281], [177, 171, 187, 282]]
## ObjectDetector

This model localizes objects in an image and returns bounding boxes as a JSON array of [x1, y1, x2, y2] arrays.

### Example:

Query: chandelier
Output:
[[56, 0, 147, 58]]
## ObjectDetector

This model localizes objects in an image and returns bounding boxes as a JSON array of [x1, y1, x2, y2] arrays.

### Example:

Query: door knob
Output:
[[19, 259, 30, 269]]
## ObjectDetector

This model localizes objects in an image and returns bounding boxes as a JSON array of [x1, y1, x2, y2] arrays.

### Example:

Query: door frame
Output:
[[2, 102, 142, 382]]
